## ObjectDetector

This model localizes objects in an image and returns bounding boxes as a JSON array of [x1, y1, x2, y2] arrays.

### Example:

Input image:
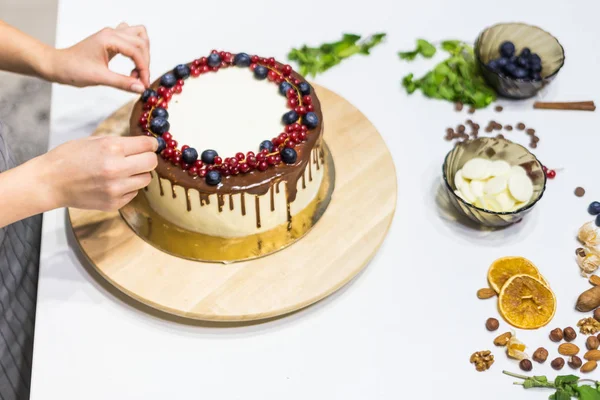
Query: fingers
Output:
[[115, 23, 150, 87], [114, 190, 139, 210], [101, 34, 147, 93], [120, 172, 153, 194], [117, 136, 159, 156], [114, 31, 150, 86], [123, 152, 158, 176]]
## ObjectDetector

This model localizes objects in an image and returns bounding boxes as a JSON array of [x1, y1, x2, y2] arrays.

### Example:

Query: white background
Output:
[[32, 0, 600, 398]]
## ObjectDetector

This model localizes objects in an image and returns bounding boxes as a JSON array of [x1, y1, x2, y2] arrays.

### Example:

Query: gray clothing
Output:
[[0, 124, 40, 399]]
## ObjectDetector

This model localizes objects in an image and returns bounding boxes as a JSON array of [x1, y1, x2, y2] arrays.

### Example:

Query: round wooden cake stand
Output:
[[68, 85, 397, 322]]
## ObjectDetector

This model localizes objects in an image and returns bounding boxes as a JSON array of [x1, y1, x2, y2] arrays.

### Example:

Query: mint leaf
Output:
[[398, 39, 436, 60], [576, 385, 600, 400], [552, 388, 573, 400], [555, 375, 580, 387]]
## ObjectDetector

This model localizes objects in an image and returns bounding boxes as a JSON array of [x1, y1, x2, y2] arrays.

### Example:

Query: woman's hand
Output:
[[37, 135, 158, 211], [46, 23, 151, 93]]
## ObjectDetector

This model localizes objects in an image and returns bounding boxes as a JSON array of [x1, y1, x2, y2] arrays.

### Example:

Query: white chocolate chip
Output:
[[488, 160, 511, 177], [510, 165, 527, 176], [508, 173, 534, 203], [454, 169, 469, 191], [470, 180, 485, 198], [484, 175, 508, 195], [458, 181, 477, 203], [496, 190, 516, 212], [461, 158, 492, 180]]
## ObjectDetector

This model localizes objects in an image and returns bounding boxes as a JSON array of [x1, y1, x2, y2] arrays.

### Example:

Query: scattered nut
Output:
[[551, 357, 565, 370], [576, 286, 600, 312], [549, 328, 564, 342], [558, 343, 580, 356], [477, 288, 496, 299], [532, 347, 548, 363], [594, 308, 600, 322], [590, 275, 600, 286], [578, 317, 600, 335], [493, 332, 512, 346], [569, 355, 583, 369], [584, 349, 600, 361], [564, 327, 577, 342], [486, 318, 499, 331], [470, 350, 494, 372], [519, 359, 533, 372], [587, 336, 600, 350], [582, 360, 598, 373]]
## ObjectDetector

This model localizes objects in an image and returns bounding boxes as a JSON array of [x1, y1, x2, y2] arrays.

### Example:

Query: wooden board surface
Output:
[[68, 85, 397, 321]]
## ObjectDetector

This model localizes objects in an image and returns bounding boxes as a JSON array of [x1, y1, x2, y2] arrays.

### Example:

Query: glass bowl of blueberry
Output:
[[475, 22, 565, 99]]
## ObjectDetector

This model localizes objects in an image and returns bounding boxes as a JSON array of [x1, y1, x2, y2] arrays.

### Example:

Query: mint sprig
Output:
[[503, 370, 600, 400]]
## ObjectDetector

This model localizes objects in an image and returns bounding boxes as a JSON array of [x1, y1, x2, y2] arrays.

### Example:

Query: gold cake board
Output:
[[68, 85, 397, 322]]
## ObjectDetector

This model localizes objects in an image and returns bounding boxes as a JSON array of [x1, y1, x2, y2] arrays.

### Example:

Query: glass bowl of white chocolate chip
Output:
[[442, 137, 547, 227]]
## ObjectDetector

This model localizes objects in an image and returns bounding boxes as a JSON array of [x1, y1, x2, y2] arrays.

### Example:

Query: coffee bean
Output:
[[575, 187, 586, 197], [530, 142, 537, 149], [505, 125, 513, 131], [495, 105, 503, 112], [485, 126, 493, 133], [532, 136, 540, 143], [473, 124, 480, 130], [455, 102, 463, 111], [457, 125, 465, 133], [517, 123, 526, 130], [468, 107, 476, 114], [494, 124, 502, 131], [526, 128, 536, 135], [496, 134, 505, 139], [466, 119, 473, 125], [446, 128, 454, 135]]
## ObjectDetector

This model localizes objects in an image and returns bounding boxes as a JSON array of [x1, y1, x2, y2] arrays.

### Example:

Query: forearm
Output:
[[0, 20, 54, 80], [0, 156, 58, 228]]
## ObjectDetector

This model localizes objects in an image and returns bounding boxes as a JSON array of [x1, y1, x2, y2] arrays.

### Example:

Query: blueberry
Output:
[[207, 53, 222, 67], [259, 140, 274, 152], [520, 47, 531, 58], [513, 67, 528, 79], [160, 73, 177, 88], [279, 81, 292, 96], [156, 136, 166, 154], [174, 64, 191, 80], [487, 59, 500, 71], [141, 89, 157, 102], [529, 62, 542, 72], [149, 117, 170, 135], [496, 57, 509, 67], [302, 112, 319, 129], [205, 170, 222, 186], [233, 52, 251, 67], [502, 63, 517, 76], [201, 149, 219, 164], [589, 201, 600, 216], [182, 147, 198, 164], [280, 148, 297, 164], [298, 82, 311, 96], [530, 71, 542, 81], [500, 41, 516, 58], [529, 53, 542, 64], [254, 65, 268, 80], [596, 214, 600, 227], [151, 107, 169, 119], [282, 110, 299, 125], [517, 56, 529, 68]]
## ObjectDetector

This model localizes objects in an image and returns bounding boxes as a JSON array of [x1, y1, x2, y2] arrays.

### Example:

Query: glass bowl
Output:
[[442, 137, 546, 227], [475, 22, 565, 99]]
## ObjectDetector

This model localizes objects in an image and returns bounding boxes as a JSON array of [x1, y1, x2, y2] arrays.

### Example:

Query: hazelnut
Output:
[[485, 318, 499, 331], [569, 355, 583, 369], [564, 327, 577, 342], [551, 357, 565, 370], [532, 347, 549, 363], [587, 336, 600, 350], [594, 308, 600, 322], [519, 359, 533, 372], [550, 328, 564, 342]]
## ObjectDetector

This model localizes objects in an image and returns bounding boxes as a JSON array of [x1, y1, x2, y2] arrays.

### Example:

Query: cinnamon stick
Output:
[[534, 101, 596, 111]]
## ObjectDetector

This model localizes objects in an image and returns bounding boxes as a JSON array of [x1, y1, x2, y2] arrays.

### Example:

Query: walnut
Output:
[[577, 317, 600, 335], [470, 350, 494, 372]]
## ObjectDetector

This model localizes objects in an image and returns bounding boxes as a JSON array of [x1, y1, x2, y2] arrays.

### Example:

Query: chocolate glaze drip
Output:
[[240, 193, 246, 216], [129, 64, 324, 211], [254, 196, 261, 228], [270, 186, 275, 212], [286, 202, 292, 230], [171, 183, 177, 199], [275, 181, 280, 194], [185, 188, 191, 211], [157, 176, 164, 196], [308, 155, 313, 182], [314, 149, 320, 171], [229, 194, 234, 211], [217, 194, 224, 213], [301, 170, 306, 189]]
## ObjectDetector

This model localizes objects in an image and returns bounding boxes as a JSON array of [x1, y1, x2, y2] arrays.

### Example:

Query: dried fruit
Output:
[[532, 347, 548, 363], [470, 350, 494, 372], [519, 359, 533, 371], [590, 275, 600, 286], [487, 256, 542, 293], [558, 343, 580, 356], [581, 360, 598, 373], [498, 274, 556, 329], [486, 318, 499, 331], [578, 221, 600, 247], [568, 355, 583, 369], [551, 357, 565, 370], [477, 288, 496, 299], [493, 332, 512, 346], [595, 308, 600, 322], [576, 286, 600, 311], [577, 250, 600, 277], [507, 335, 528, 360], [564, 327, 577, 342], [584, 349, 600, 361], [577, 317, 600, 335], [587, 335, 600, 350], [549, 328, 564, 342]]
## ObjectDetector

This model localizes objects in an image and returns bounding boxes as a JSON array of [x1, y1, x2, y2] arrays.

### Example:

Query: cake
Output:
[[129, 51, 325, 238]]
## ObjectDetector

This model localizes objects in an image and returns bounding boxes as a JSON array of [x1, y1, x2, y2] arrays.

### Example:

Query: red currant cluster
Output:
[[138, 50, 317, 184], [542, 165, 557, 179]]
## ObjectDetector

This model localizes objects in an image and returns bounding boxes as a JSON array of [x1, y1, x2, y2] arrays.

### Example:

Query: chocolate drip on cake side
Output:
[[254, 195, 261, 228], [270, 186, 275, 212], [217, 194, 224, 213], [200, 193, 210, 206], [229, 194, 234, 211], [157, 176, 164, 196], [240, 193, 246, 216], [185, 188, 191, 212], [171, 182, 177, 199]]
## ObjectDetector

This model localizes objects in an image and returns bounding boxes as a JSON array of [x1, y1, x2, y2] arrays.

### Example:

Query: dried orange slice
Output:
[[498, 274, 556, 330], [487, 256, 542, 293]]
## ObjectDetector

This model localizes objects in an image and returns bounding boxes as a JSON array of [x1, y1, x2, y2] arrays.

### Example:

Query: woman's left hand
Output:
[[47, 22, 150, 93]]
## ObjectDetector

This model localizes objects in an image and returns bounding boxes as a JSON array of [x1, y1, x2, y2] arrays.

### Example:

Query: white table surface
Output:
[[31, 0, 600, 398]]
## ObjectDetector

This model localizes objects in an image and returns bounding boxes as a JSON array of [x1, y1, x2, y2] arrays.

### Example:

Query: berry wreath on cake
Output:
[[129, 50, 327, 238]]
